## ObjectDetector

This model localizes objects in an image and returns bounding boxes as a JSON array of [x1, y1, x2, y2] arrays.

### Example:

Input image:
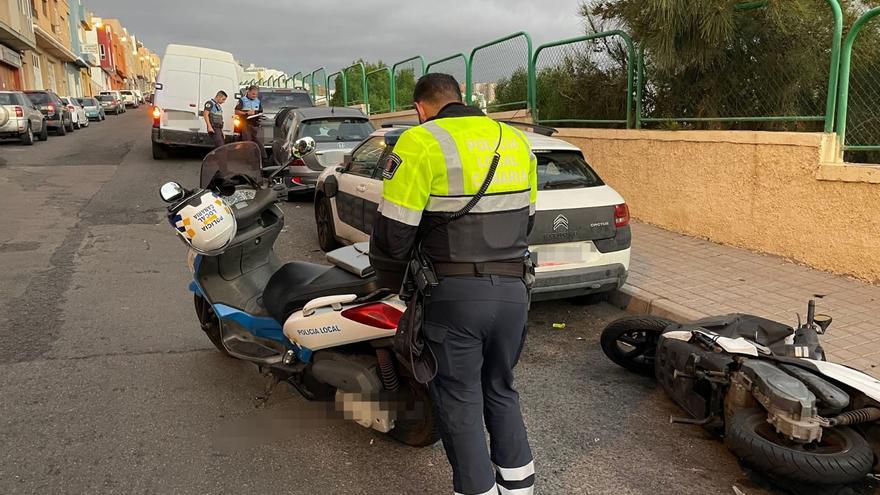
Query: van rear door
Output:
[[155, 54, 201, 132], [199, 58, 236, 134]]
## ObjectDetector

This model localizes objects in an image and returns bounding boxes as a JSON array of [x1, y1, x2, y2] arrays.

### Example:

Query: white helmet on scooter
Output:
[[168, 189, 237, 255]]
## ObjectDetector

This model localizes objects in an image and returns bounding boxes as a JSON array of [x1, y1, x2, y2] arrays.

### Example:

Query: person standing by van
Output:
[[203, 90, 228, 149], [235, 85, 268, 163]]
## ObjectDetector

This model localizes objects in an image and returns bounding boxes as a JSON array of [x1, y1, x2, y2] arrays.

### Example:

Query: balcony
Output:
[[0, 17, 37, 51], [79, 4, 92, 29], [33, 24, 77, 62]]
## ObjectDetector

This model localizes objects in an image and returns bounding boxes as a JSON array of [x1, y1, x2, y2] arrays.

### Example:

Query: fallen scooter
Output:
[[159, 140, 438, 447], [601, 301, 880, 487]]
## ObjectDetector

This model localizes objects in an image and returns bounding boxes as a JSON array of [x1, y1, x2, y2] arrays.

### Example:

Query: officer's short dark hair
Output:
[[247, 85, 258, 92], [413, 73, 462, 104], [216, 90, 228, 98]]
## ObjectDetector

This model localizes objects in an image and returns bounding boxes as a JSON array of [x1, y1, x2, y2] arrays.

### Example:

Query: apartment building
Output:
[[0, 0, 36, 90]]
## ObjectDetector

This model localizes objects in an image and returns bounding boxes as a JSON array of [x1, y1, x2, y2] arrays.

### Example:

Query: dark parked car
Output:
[[246, 88, 314, 154], [24, 90, 73, 135], [267, 106, 373, 199], [97, 94, 124, 115]]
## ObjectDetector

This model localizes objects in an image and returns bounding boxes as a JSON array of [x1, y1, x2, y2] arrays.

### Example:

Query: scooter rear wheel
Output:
[[388, 377, 440, 447], [726, 408, 873, 486], [194, 294, 231, 357]]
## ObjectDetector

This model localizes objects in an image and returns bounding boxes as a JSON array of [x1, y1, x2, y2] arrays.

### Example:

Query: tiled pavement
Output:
[[617, 222, 880, 378]]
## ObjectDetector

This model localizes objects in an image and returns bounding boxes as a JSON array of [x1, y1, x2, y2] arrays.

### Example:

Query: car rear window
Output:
[[97, 95, 113, 102], [0, 94, 19, 105], [261, 91, 313, 112], [536, 151, 604, 190], [25, 92, 52, 104], [297, 118, 374, 143], [83, 98, 98, 105]]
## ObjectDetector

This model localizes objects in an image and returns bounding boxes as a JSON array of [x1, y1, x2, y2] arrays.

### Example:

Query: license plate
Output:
[[536, 243, 593, 266]]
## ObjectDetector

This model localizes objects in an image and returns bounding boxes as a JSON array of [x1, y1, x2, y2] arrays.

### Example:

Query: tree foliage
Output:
[[490, 0, 880, 140]]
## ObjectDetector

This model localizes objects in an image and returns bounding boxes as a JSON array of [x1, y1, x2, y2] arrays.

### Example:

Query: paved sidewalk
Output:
[[613, 222, 880, 377]]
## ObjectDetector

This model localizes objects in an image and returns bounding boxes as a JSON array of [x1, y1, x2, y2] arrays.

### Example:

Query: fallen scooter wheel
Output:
[[600, 316, 675, 376], [726, 409, 874, 486]]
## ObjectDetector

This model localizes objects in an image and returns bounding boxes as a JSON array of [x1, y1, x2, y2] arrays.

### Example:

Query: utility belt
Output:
[[433, 260, 528, 278]]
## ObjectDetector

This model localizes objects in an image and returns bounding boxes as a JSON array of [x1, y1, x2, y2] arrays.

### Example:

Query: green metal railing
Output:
[[426, 53, 470, 101], [392, 56, 426, 111], [311, 67, 327, 105], [836, 7, 880, 158], [343, 62, 368, 107], [302, 73, 313, 93], [290, 72, 303, 89], [328, 70, 346, 105], [531, 31, 636, 128], [637, 0, 843, 132], [366, 67, 393, 114], [469, 32, 533, 113]]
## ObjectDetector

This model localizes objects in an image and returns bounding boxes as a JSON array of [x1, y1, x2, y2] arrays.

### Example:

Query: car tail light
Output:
[[67, 105, 75, 112], [614, 203, 630, 228], [292, 177, 302, 184], [14, 106, 23, 117], [152, 106, 161, 127], [341, 303, 403, 330], [47, 104, 55, 114], [233, 115, 242, 130]]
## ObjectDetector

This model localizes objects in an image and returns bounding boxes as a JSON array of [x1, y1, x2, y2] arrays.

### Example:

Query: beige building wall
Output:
[[554, 129, 880, 282]]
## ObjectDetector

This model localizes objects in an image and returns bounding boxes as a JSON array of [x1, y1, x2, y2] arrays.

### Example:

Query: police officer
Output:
[[370, 73, 537, 495], [203, 90, 227, 148], [235, 85, 268, 163]]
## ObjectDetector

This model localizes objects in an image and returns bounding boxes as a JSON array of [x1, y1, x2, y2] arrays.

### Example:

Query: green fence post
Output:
[[835, 6, 880, 157], [823, 0, 844, 134], [311, 68, 327, 104], [636, 45, 644, 129], [469, 31, 533, 113], [365, 66, 393, 114]]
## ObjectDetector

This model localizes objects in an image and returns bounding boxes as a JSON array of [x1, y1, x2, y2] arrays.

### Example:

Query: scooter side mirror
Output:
[[814, 314, 832, 334], [159, 181, 186, 203], [291, 137, 316, 158]]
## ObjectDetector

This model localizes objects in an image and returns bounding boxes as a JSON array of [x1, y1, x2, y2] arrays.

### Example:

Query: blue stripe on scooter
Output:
[[212, 303, 313, 363]]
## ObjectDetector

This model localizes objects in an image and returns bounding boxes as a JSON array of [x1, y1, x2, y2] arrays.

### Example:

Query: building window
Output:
[[41, 0, 47, 17], [99, 44, 106, 60]]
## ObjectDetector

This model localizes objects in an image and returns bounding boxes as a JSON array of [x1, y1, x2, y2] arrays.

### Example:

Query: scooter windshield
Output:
[[200, 142, 263, 188]]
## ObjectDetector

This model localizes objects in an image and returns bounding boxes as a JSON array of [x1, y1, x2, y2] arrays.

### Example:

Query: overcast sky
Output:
[[84, 0, 588, 73]]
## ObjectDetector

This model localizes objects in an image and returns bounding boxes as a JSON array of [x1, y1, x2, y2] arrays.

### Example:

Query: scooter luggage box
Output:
[[326, 242, 374, 278]]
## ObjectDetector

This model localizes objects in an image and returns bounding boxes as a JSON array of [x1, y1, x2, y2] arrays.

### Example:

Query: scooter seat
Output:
[[263, 261, 380, 324], [688, 313, 794, 347]]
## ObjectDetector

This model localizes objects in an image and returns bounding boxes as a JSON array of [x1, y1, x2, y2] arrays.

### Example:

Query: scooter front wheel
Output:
[[194, 294, 231, 357], [600, 316, 675, 376], [388, 377, 440, 447]]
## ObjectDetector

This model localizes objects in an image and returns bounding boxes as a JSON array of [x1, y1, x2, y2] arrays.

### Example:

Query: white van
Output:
[[151, 44, 239, 160]]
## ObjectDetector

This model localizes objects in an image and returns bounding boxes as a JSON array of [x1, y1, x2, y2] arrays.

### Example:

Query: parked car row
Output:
[[0, 88, 128, 146]]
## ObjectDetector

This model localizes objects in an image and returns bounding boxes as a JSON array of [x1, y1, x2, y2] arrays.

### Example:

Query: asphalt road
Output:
[[0, 110, 872, 495]]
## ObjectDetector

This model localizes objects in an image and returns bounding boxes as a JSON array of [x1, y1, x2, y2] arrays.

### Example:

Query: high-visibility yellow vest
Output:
[[379, 116, 538, 263]]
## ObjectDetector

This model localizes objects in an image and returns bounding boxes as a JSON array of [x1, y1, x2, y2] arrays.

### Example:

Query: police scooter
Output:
[[159, 140, 438, 447]]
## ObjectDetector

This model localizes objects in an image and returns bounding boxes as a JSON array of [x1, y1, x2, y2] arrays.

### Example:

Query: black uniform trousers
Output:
[[423, 274, 534, 495], [240, 123, 268, 163], [209, 129, 225, 149]]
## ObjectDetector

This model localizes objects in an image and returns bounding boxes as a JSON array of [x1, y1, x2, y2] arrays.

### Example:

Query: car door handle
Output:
[[356, 184, 367, 192]]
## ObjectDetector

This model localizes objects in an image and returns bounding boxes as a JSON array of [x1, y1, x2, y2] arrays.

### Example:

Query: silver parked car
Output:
[[0, 91, 49, 145], [268, 106, 374, 199]]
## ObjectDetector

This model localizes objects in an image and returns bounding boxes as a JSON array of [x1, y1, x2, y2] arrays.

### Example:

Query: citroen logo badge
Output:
[[553, 214, 569, 232]]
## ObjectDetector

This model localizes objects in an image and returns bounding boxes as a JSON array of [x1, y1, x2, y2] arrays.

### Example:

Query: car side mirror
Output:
[[159, 182, 186, 203], [291, 137, 316, 158], [343, 153, 353, 167]]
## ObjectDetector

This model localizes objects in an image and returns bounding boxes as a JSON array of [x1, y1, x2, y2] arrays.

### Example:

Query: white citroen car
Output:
[[313, 124, 631, 301]]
